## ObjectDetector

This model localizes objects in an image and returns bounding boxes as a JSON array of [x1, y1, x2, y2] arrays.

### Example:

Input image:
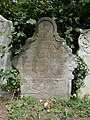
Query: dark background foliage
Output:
[[0, 0, 90, 55]]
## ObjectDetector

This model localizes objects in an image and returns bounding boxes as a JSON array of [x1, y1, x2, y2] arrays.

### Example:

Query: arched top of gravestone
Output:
[[0, 15, 12, 23], [35, 17, 57, 36], [0, 15, 12, 29], [26, 17, 65, 46]]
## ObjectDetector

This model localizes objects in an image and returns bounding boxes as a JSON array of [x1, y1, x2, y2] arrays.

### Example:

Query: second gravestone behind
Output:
[[13, 17, 77, 99], [0, 15, 13, 97], [78, 29, 90, 97]]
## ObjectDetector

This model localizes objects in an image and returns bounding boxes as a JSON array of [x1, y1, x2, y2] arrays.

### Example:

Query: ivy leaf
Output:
[[17, 32, 25, 37], [16, 101, 23, 108], [26, 18, 36, 25], [7, 104, 13, 111], [71, 44, 75, 48], [75, 28, 82, 33], [55, 108, 62, 113], [14, 21, 18, 26]]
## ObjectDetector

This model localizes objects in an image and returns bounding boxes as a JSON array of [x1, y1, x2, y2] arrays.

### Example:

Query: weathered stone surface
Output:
[[0, 15, 13, 95], [13, 17, 77, 99], [78, 29, 90, 97]]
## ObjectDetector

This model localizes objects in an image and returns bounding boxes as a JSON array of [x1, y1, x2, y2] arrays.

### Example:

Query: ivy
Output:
[[0, 68, 21, 97], [71, 54, 89, 95], [0, 0, 89, 55]]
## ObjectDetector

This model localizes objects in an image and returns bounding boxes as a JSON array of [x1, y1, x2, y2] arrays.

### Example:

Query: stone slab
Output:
[[78, 29, 90, 97], [0, 15, 13, 96], [13, 17, 77, 99]]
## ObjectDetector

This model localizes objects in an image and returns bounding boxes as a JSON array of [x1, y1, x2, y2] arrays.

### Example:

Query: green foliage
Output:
[[0, 68, 21, 96], [72, 55, 89, 95], [0, 0, 90, 55], [7, 96, 37, 120], [5, 96, 90, 120], [22, 96, 37, 106], [29, 113, 40, 120]]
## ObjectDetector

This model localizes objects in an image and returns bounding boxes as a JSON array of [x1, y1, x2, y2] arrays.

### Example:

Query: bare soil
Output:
[[0, 100, 8, 120]]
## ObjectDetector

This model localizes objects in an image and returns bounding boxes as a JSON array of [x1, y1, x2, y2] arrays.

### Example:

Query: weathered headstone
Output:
[[78, 29, 90, 97], [0, 15, 13, 96], [13, 17, 77, 99]]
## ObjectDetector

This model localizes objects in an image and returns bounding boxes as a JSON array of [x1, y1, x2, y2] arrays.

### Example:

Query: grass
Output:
[[3, 95, 90, 120]]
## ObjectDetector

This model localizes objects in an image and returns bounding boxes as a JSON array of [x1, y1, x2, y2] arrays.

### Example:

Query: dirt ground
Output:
[[0, 100, 8, 120]]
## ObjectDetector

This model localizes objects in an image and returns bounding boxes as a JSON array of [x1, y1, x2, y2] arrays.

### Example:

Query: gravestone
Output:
[[78, 29, 90, 97], [0, 15, 13, 96], [13, 17, 77, 99]]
